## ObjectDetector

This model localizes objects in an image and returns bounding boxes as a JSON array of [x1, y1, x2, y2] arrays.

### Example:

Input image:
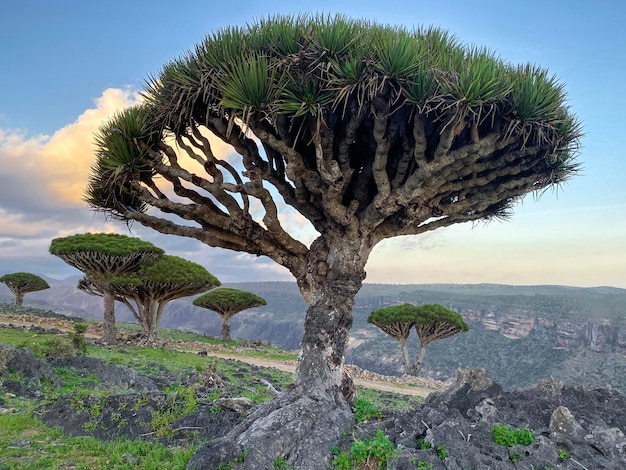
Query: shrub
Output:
[[331, 430, 396, 469], [492, 425, 535, 447], [353, 398, 383, 423]]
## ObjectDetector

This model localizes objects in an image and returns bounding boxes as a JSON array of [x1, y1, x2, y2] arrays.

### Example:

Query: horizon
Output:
[[2, 269, 625, 293], [1, 1, 625, 289]]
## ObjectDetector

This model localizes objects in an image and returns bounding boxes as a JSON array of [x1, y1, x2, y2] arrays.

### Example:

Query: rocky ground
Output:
[[1, 307, 626, 469]]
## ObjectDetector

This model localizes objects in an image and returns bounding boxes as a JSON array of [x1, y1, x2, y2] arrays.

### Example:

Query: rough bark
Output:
[[412, 342, 428, 376], [189, 236, 370, 469], [15, 291, 24, 306], [399, 336, 411, 375], [101, 290, 117, 345], [221, 315, 232, 341]]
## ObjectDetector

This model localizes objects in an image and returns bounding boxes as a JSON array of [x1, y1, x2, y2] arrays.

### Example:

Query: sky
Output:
[[0, 0, 625, 288]]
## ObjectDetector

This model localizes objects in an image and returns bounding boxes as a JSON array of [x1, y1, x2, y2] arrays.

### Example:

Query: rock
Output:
[[585, 426, 626, 459], [47, 356, 159, 392], [472, 397, 498, 421], [549, 405, 584, 437], [213, 397, 255, 414], [456, 367, 493, 391], [10, 439, 31, 448], [0, 345, 59, 396]]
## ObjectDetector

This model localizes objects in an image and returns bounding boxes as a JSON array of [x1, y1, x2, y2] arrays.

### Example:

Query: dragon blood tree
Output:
[[79, 255, 220, 345], [193, 287, 267, 341], [369, 303, 468, 376], [412, 303, 469, 375], [85, 15, 581, 468], [367, 303, 417, 375], [0, 272, 50, 306], [49, 233, 164, 344]]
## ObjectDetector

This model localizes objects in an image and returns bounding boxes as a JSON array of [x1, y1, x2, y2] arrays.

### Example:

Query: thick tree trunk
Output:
[[140, 301, 161, 347], [15, 291, 24, 306], [187, 236, 371, 470], [412, 342, 429, 376], [399, 337, 412, 375], [101, 290, 117, 344], [221, 315, 232, 341]]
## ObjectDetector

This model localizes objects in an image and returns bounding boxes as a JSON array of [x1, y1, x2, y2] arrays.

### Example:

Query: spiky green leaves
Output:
[[146, 13, 578, 146], [86, 106, 157, 214], [368, 303, 420, 326], [49, 233, 164, 276], [368, 303, 468, 338], [112, 255, 220, 286], [193, 287, 267, 315], [49, 233, 163, 257], [216, 54, 278, 117], [413, 304, 469, 331]]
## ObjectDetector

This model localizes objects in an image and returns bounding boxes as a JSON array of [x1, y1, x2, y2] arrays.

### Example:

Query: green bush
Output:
[[492, 425, 535, 447], [44, 337, 77, 357], [331, 430, 396, 469], [353, 398, 383, 423]]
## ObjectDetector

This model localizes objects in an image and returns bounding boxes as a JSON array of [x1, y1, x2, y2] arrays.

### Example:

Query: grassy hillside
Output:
[[0, 304, 419, 470]]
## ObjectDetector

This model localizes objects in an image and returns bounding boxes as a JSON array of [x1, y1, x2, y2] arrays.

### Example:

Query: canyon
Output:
[[2, 279, 625, 391]]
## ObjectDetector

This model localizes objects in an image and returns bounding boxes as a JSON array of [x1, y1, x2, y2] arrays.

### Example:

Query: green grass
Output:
[[0, 413, 195, 469], [0, 314, 423, 469]]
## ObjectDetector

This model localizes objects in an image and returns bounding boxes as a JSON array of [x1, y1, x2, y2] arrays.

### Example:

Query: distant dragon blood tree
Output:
[[49, 233, 164, 344], [368, 303, 468, 376], [193, 287, 267, 341], [85, 14, 581, 468], [80, 255, 220, 345], [0, 272, 50, 306]]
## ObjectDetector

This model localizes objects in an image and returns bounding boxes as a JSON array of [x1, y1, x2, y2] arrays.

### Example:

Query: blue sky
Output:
[[0, 0, 625, 287]]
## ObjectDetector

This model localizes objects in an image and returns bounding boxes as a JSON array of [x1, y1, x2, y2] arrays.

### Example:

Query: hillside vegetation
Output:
[[2, 281, 626, 391], [2, 304, 625, 469]]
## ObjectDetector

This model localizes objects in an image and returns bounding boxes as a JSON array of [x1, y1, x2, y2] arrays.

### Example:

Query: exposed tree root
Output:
[[187, 386, 353, 469]]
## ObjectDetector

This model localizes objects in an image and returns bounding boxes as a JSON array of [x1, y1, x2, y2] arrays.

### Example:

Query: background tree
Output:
[[85, 15, 581, 467], [367, 304, 416, 374], [412, 303, 468, 375], [79, 255, 220, 345], [193, 287, 267, 341], [49, 233, 164, 344], [369, 303, 468, 376], [0, 272, 50, 306]]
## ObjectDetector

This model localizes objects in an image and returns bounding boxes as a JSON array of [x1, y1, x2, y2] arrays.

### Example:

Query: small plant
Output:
[[409, 459, 433, 470], [416, 437, 431, 450], [83, 420, 98, 432], [68, 322, 88, 354], [331, 430, 396, 469], [43, 337, 76, 357], [216, 450, 248, 470], [134, 395, 149, 410], [273, 455, 292, 469], [558, 448, 571, 460], [509, 450, 525, 464], [492, 425, 535, 447], [435, 444, 448, 460], [353, 398, 383, 423]]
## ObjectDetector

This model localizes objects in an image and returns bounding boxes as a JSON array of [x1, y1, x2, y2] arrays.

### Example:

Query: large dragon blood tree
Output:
[[79, 254, 221, 345], [49, 233, 164, 344], [85, 15, 581, 468]]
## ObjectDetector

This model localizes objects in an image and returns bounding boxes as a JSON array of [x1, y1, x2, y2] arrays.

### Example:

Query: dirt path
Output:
[[185, 349, 433, 397], [0, 313, 436, 398]]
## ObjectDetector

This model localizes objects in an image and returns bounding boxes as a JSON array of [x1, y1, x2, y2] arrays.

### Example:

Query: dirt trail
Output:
[[185, 349, 433, 397], [0, 313, 435, 398]]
